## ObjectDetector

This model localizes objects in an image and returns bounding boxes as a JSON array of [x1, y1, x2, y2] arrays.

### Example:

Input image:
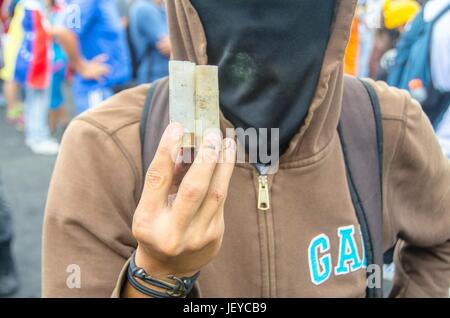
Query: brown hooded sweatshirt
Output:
[[42, 0, 450, 298]]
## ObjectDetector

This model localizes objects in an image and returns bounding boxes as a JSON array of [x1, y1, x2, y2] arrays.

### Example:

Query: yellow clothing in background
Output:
[[1, 3, 24, 81], [384, 0, 421, 30]]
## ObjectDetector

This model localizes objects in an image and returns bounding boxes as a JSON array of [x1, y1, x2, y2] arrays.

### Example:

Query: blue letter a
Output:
[[335, 225, 363, 275]]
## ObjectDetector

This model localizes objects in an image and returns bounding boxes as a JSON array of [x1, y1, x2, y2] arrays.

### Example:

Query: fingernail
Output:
[[169, 123, 184, 140]]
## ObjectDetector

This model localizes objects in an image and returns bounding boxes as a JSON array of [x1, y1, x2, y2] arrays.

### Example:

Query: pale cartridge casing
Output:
[[195, 65, 220, 148], [169, 60, 196, 148]]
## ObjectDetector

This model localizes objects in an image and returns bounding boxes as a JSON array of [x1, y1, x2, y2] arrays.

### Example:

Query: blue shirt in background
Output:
[[129, 0, 169, 84], [64, 0, 131, 90]]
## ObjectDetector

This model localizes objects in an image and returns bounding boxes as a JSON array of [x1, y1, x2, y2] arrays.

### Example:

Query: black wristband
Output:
[[127, 251, 200, 298]]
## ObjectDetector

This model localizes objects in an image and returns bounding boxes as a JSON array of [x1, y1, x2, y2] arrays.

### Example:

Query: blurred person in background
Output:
[[47, 0, 69, 134], [1, 0, 23, 131], [115, 0, 129, 29], [376, 0, 421, 81], [357, 0, 383, 78], [425, 0, 450, 119], [387, 0, 450, 127], [0, 0, 7, 109], [9, 0, 59, 155], [52, 0, 131, 114], [128, 0, 170, 84], [0, 175, 19, 297], [429, 0, 450, 157]]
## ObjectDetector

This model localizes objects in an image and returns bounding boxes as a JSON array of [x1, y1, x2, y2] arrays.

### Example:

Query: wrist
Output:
[[72, 58, 85, 75], [129, 249, 200, 298], [135, 245, 197, 280]]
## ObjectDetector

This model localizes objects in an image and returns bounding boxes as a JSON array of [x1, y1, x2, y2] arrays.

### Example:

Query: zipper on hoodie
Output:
[[256, 164, 271, 211], [255, 164, 276, 297], [258, 175, 271, 211]]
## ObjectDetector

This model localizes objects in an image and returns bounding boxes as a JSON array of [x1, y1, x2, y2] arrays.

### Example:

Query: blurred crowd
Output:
[[0, 0, 170, 156], [0, 0, 448, 157], [346, 0, 450, 157], [0, 0, 450, 297]]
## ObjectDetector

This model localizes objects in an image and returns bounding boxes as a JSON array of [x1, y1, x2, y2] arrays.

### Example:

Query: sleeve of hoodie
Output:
[[42, 117, 138, 298], [372, 80, 450, 298]]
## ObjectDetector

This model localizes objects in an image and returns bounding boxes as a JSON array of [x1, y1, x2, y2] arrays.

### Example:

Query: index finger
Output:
[[171, 132, 223, 224], [139, 123, 184, 211]]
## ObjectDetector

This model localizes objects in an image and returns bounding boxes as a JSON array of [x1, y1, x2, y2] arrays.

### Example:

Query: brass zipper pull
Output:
[[258, 175, 271, 211]]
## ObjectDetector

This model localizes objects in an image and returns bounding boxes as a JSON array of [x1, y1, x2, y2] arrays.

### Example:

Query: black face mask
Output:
[[190, 0, 336, 163]]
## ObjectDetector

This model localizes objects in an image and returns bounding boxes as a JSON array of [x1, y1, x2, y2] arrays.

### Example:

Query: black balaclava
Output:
[[190, 0, 336, 163]]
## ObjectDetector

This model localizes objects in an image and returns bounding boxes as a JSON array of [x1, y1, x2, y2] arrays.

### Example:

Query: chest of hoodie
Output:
[[198, 136, 368, 298]]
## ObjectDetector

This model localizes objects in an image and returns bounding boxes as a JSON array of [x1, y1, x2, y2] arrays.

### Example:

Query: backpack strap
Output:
[[339, 76, 384, 298], [140, 77, 170, 175]]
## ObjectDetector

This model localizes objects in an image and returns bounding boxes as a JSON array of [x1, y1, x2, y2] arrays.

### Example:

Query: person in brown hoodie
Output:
[[42, 0, 450, 298]]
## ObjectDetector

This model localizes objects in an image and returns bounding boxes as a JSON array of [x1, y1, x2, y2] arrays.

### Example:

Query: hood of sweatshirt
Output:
[[166, 0, 357, 164]]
